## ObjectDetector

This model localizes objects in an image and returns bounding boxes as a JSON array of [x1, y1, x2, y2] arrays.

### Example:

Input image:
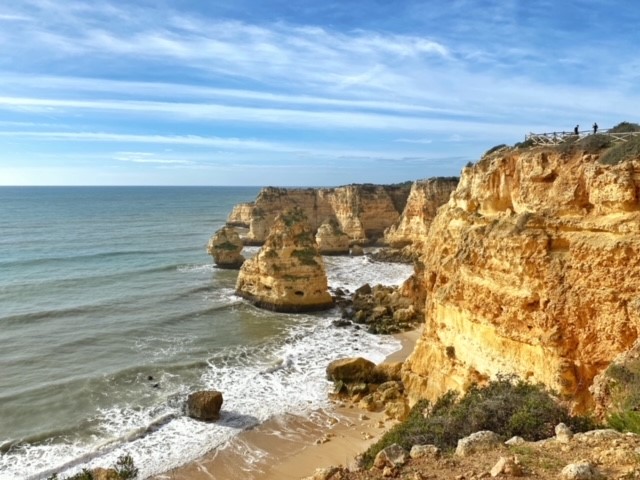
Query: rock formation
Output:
[[235, 207, 333, 312], [384, 177, 459, 249], [226, 202, 255, 227], [315, 219, 350, 254], [226, 183, 413, 245], [206, 226, 245, 268], [403, 147, 640, 411], [186, 390, 223, 421]]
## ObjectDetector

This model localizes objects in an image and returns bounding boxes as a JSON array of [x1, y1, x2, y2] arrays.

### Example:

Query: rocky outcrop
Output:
[[206, 226, 245, 268], [335, 283, 422, 334], [384, 177, 458, 249], [403, 148, 640, 411], [186, 390, 223, 421], [315, 219, 350, 254], [226, 202, 254, 227], [328, 357, 410, 421], [235, 207, 333, 312], [226, 183, 413, 245]]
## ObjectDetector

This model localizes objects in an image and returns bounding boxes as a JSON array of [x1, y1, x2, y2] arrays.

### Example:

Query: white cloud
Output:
[[113, 152, 191, 165]]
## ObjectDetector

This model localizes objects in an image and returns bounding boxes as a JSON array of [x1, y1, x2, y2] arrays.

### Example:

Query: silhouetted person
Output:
[[574, 125, 579, 135], [593, 123, 598, 134]]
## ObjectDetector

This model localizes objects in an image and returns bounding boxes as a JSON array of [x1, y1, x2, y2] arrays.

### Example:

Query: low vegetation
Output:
[[360, 377, 597, 468], [603, 360, 640, 434], [577, 133, 612, 153], [46, 454, 138, 480], [609, 121, 640, 133], [483, 144, 508, 157], [292, 247, 318, 266], [599, 135, 640, 165]]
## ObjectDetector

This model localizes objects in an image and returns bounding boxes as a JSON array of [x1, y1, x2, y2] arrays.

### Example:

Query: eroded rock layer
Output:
[[235, 208, 333, 312], [384, 177, 459, 248], [403, 148, 640, 411], [227, 183, 413, 245]]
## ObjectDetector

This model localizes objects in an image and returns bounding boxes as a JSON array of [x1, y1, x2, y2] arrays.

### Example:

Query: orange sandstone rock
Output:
[[235, 207, 333, 312], [403, 148, 640, 412]]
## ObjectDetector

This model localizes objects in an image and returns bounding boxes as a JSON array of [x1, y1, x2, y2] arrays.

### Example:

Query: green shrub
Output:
[[577, 134, 612, 153], [603, 358, 640, 434], [609, 121, 640, 133], [483, 144, 508, 157], [514, 138, 535, 149], [360, 376, 597, 468], [114, 454, 138, 480], [46, 454, 138, 480], [608, 411, 640, 434], [214, 241, 239, 251], [599, 135, 640, 165], [291, 248, 318, 266], [555, 135, 578, 155]]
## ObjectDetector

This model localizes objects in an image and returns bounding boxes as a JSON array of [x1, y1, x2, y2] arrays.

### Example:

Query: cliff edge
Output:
[[403, 146, 640, 411]]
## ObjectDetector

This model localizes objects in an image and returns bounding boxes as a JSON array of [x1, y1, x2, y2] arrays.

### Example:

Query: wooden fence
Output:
[[525, 129, 640, 146]]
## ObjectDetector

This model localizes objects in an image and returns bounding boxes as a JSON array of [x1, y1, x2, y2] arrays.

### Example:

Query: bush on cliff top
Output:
[[609, 121, 640, 133], [599, 135, 640, 165], [360, 376, 598, 468]]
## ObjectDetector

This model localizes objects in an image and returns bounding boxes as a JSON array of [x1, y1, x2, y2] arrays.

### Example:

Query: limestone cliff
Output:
[[384, 177, 459, 248], [235, 207, 333, 312], [403, 147, 640, 411], [226, 183, 412, 245]]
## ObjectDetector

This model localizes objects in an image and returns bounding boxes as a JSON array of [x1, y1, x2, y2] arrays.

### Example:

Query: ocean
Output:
[[0, 187, 414, 479]]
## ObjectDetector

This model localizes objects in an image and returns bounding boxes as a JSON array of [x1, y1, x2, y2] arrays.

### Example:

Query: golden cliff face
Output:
[[227, 184, 412, 245], [403, 148, 640, 411], [384, 177, 459, 248], [235, 208, 333, 312]]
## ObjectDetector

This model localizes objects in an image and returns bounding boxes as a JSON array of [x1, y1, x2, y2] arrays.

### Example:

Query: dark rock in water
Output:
[[332, 319, 352, 328], [355, 283, 372, 295], [152, 383, 160, 389], [334, 288, 345, 297], [186, 390, 224, 421], [147, 375, 154, 381]]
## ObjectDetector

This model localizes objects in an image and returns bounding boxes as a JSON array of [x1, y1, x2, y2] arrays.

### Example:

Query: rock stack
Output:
[[206, 226, 245, 269], [235, 207, 334, 312]]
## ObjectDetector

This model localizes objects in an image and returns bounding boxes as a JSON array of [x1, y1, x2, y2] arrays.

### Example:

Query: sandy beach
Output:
[[153, 328, 421, 480]]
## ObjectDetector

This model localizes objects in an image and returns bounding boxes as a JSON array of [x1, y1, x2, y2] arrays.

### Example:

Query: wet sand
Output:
[[153, 328, 421, 480]]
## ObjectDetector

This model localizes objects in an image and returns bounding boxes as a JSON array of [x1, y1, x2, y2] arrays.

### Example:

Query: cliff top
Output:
[[476, 121, 640, 168]]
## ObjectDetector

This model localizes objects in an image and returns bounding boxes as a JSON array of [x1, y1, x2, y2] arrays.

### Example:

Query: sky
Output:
[[0, 1, 639, 186]]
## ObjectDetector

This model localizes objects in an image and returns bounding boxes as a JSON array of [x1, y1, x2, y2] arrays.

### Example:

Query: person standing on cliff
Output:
[[574, 125, 579, 135], [593, 122, 598, 134]]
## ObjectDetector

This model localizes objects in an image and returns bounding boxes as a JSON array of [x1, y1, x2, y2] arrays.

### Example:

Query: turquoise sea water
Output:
[[0, 187, 413, 479]]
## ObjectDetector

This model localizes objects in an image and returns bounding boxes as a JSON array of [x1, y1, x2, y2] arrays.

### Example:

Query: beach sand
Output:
[[153, 328, 421, 480]]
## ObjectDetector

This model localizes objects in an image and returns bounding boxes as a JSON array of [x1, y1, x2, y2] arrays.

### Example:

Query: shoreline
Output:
[[153, 327, 421, 480]]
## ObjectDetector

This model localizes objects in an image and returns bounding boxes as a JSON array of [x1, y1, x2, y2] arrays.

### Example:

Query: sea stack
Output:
[[235, 207, 334, 312], [315, 219, 350, 255], [207, 226, 245, 269]]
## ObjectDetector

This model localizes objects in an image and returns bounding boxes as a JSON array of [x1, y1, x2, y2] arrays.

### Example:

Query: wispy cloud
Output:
[[113, 152, 191, 165]]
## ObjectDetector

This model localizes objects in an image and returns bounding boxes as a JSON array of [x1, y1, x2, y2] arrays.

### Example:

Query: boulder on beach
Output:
[[186, 390, 224, 421], [326, 357, 375, 382]]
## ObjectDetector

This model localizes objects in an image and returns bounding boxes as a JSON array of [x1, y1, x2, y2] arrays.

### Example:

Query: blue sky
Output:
[[0, 0, 638, 186]]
